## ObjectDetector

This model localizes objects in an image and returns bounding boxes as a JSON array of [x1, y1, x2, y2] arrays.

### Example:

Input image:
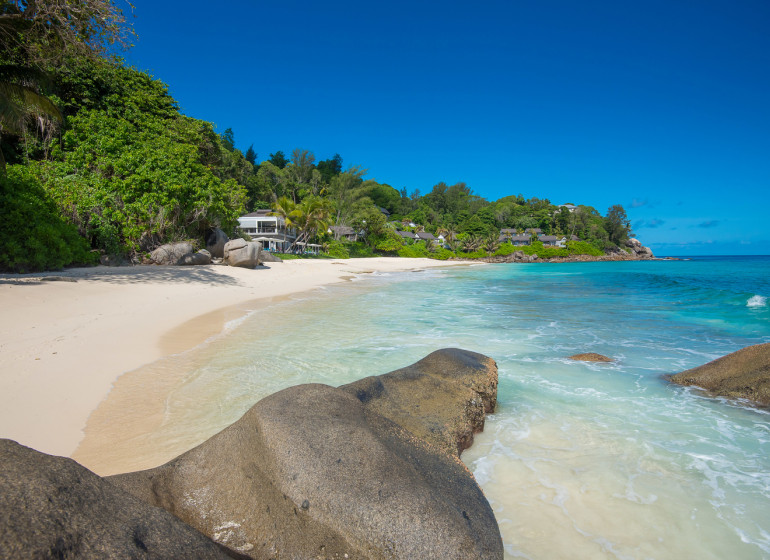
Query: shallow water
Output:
[[92, 257, 770, 558]]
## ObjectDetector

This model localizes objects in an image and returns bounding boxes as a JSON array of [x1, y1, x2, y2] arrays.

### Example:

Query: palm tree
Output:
[[0, 65, 62, 174], [484, 233, 501, 254], [292, 196, 333, 252]]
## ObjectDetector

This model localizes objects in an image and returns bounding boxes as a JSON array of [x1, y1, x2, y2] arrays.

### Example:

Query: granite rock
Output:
[[670, 342, 770, 406], [110, 349, 503, 559], [0, 439, 232, 560]]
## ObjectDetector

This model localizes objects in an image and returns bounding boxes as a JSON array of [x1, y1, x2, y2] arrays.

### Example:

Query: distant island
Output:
[[2, 10, 643, 273]]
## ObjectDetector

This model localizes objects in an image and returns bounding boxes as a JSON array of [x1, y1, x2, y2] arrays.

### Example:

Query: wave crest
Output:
[[747, 295, 767, 308]]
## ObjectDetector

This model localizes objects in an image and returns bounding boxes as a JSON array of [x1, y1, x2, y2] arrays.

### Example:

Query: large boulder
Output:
[[223, 239, 261, 268], [0, 440, 231, 559], [341, 348, 498, 457], [150, 242, 194, 265], [178, 249, 212, 266], [259, 251, 283, 263], [206, 228, 229, 258], [670, 343, 770, 406], [109, 349, 503, 559]]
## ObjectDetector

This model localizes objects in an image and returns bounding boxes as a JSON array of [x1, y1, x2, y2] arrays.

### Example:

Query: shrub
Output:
[[325, 240, 350, 259], [566, 240, 604, 256], [0, 167, 97, 272], [348, 242, 375, 258]]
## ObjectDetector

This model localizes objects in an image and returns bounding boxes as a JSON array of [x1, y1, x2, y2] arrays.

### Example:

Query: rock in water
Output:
[[0, 440, 231, 560], [150, 242, 194, 265], [670, 342, 770, 406], [110, 349, 503, 559], [223, 239, 261, 268], [568, 353, 613, 362], [341, 348, 498, 457]]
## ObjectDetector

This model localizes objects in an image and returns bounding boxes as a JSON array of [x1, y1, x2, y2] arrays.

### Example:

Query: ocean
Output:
[[99, 256, 770, 559]]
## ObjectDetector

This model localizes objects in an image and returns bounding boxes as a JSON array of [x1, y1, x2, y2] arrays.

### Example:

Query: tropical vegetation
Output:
[[0, 0, 634, 272]]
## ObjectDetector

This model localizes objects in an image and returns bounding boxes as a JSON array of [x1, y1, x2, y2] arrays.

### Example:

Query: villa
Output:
[[510, 234, 531, 246], [237, 210, 296, 252]]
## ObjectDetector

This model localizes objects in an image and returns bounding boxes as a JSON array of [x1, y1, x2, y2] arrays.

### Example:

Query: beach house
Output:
[[237, 210, 296, 252]]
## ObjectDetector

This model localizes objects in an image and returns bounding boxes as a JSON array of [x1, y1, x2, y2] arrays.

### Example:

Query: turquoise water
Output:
[[128, 257, 770, 559]]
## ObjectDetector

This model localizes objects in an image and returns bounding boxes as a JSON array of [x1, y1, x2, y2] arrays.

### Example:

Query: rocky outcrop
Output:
[[670, 343, 770, 406], [223, 239, 261, 268], [178, 249, 212, 266], [484, 251, 539, 264], [109, 349, 503, 559], [206, 228, 229, 258], [568, 353, 613, 362], [150, 242, 195, 265], [625, 238, 654, 258], [0, 439, 231, 560]]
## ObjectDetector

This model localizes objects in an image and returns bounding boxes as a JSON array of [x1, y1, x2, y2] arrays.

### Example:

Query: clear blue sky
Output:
[[120, 0, 769, 256]]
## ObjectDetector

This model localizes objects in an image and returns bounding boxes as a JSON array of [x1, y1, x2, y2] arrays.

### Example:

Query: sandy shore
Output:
[[0, 258, 472, 460]]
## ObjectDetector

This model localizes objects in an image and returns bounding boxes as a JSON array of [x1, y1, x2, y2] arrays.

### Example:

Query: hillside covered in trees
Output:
[[0, 1, 633, 271]]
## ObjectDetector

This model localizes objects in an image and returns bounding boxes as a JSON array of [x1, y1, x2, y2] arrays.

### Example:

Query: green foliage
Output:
[[397, 242, 430, 258], [494, 242, 517, 256], [374, 229, 403, 253], [0, 166, 96, 272], [268, 150, 287, 169], [566, 240, 604, 256], [429, 248, 455, 260], [348, 242, 375, 258], [324, 240, 350, 259]]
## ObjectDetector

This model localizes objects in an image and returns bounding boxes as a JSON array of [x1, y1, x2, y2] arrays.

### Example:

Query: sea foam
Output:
[[747, 295, 767, 308]]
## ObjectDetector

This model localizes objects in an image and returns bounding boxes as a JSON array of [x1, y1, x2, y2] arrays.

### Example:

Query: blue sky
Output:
[[120, 0, 769, 255]]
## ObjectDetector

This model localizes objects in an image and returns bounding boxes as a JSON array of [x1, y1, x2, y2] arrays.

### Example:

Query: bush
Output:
[[325, 240, 350, 259], [494, 242, 517, 257], [566, 240, 604, 256], [348, 242, 375, 258], [397, 242, 430, 258], [0, 167, 97, 272], [430, 248, 455, 260]]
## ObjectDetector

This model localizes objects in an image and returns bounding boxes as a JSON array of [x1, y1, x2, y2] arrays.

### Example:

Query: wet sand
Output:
[[0, 258, 472, 460]]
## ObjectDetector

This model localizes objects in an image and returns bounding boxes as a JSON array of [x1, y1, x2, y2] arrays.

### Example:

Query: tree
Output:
[[220, 127, 235, 152], [268, 150, 287, 169], [316, 153, 342, 183], [0, 0, 135, 66], [244, 144, 257, 165], [604, 205, 630, 246], [327, 166, 367, 225]]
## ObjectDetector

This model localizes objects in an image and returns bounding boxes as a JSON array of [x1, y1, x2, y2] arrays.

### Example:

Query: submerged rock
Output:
[[109, 349, 503, 559], [670, 342, 770, 406], [0, 440, 231, 560], [568, 353, 613, 362]]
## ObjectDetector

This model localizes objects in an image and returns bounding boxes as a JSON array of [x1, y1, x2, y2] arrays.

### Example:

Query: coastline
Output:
[[0, 258, 473, 461]]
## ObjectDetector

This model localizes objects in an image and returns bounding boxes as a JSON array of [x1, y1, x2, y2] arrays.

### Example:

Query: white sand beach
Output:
[[0, 258, 472, 461]]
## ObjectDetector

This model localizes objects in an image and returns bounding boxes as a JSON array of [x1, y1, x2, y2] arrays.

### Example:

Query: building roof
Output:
[[416, 232, 437, 241], [510, 235, 530, 242], [242, 209, 273, 217], [397, 230, 418, 239], [539, 235, 559, 242], [329, 225, 356, 235], [525, 228, 543, 234], [500, 228, 517, 234]]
